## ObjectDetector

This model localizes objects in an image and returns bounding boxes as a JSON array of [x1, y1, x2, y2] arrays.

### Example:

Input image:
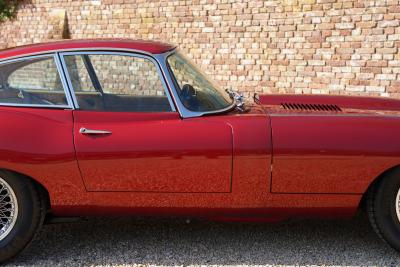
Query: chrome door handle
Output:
[[79, 127, 112, 135]]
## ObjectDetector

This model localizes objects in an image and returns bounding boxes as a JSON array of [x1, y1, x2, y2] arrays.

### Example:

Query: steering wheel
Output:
[[181, 84, 199, 110], [181, 84, 196, 97]]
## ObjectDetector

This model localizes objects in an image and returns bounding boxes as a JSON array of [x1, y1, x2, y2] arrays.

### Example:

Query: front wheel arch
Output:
[[359, 164, 400, 211], [364, 166, 400, 251]]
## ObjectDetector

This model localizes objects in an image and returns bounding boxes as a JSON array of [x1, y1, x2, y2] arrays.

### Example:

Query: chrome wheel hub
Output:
[[0, 177, 18, 241], [396, 188, 400, 224]]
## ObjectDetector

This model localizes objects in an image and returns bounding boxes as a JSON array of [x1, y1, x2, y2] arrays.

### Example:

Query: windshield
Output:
[[167, 51, 233, 112]]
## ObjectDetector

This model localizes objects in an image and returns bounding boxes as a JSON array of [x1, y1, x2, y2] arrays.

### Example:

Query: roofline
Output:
[[0, 39, 177, 61], [0, 46, 177, 62]]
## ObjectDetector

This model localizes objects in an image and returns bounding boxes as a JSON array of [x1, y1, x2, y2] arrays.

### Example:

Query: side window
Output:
[[64, 54, 172, 112], [0, 56, 68, 106], [64, 55, 96, 93]]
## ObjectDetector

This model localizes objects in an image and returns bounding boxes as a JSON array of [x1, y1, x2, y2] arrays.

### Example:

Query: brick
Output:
[[326, 36, 345, 42], [316, 23, 335, 30], [336, 48, 354, 54], [389, 60, 400, 67], [356, 48, 375, 54], [308, 60, 325, 66], [366, 86, 385, 92], [366, 35, 387, 42], [335, 23, 355, 29], [366, 60, 388, 67], [346, 85, 365, 92], [379, 20, 400, 27], [297, 24, 314, 31], [290, 60, 307, 66], [230, 27, 245, 32], [388, 6, 400, 13], [307, 35, 326, 43], [327, 60, 346, 67], [357, 73, 374, 79], [328, 84, 345, 90], [361, 67, 382, 74], [376, 74, 397, 80], [348, 60, 366, 67], [279, 25, 296, 31], [300, 0, 316, 4], [376, 47, 397, 54], [356, 21, 377, 28]]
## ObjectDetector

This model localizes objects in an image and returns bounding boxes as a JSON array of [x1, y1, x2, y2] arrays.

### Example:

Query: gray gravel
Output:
[[5, 213, 400, 266]]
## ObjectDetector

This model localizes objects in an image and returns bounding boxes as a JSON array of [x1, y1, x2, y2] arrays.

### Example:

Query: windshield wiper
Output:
[[225, 88, 245, 112]]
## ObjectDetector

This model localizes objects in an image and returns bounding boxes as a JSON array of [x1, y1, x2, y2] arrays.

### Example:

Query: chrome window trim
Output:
[[154, 51, 236, 119], [58, 50, 176, 112], [0, 53, 74, 109], [1, 48, 235, 118], [0, 47, 161, 63], [0, 103, 71, 109], [56, 53, 79, 109], [54, 53, 76, 108]]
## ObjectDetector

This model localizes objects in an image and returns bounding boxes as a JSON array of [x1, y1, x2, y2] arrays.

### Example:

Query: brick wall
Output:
[[0, 0, 399, 98]]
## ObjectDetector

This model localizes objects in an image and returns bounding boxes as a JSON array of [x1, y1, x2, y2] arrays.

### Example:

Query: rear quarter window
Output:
[[0, 56, 69, 107]]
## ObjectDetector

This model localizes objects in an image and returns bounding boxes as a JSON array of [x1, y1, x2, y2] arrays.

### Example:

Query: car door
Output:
[[61, 51, 233, 193]]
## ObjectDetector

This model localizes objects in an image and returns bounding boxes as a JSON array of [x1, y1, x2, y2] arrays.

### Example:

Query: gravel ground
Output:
[[5, 213, 400, 267]]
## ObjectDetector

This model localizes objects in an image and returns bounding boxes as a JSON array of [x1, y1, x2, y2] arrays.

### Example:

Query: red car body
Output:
[[0, 39, 399, 222]]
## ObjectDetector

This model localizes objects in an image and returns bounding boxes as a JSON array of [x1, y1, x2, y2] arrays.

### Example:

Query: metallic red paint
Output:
[[270, 115, 400, 193], [73, 111, 233, 193], [259, 94, 400, 195], [259, 94, 400, 112], [0, 41, 399, 222], [0, 104, 361, 220], [0, 107, 86, 206]]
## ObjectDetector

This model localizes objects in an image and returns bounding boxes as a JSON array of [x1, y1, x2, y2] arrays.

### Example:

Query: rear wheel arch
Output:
[[0, 168, 50, 213], [0, 169, 48, 262]]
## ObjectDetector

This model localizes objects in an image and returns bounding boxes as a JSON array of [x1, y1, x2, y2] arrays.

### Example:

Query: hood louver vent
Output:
[[281, 103, 342, 112]]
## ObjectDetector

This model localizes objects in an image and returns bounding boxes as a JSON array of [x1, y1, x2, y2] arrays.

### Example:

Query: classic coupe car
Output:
[[0, 39, 399, 261]]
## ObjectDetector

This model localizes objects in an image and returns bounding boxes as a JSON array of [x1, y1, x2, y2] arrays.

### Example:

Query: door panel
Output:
[[73, 111, 233, 192]]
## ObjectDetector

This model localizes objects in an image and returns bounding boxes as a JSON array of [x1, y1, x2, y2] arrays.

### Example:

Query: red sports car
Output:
[[0, 39, 399, 261]]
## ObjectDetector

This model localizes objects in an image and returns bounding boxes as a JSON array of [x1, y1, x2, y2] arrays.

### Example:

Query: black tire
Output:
[[0, 171, 46, 263], [367, 167, 400, 251]]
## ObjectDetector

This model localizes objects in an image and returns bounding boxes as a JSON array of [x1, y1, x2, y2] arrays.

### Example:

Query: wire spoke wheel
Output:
[[0, 177, 18, 242]]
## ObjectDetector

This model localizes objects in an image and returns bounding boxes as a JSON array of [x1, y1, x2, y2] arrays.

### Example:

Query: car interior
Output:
[[68, 54, 172, 112], [75, 92, 171, 112]]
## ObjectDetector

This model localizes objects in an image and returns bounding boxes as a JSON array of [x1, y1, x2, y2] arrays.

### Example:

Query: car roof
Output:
[[0, 39, 176, 60]]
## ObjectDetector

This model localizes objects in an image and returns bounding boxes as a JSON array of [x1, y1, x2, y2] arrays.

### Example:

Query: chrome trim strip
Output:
[[154, 51, 236, 119], [0, 53, 73, 109], [0, 47, 159, 63], [396, 188, 400, 224], [0, 103, 70, 109], [58, 51, 176, 112]]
